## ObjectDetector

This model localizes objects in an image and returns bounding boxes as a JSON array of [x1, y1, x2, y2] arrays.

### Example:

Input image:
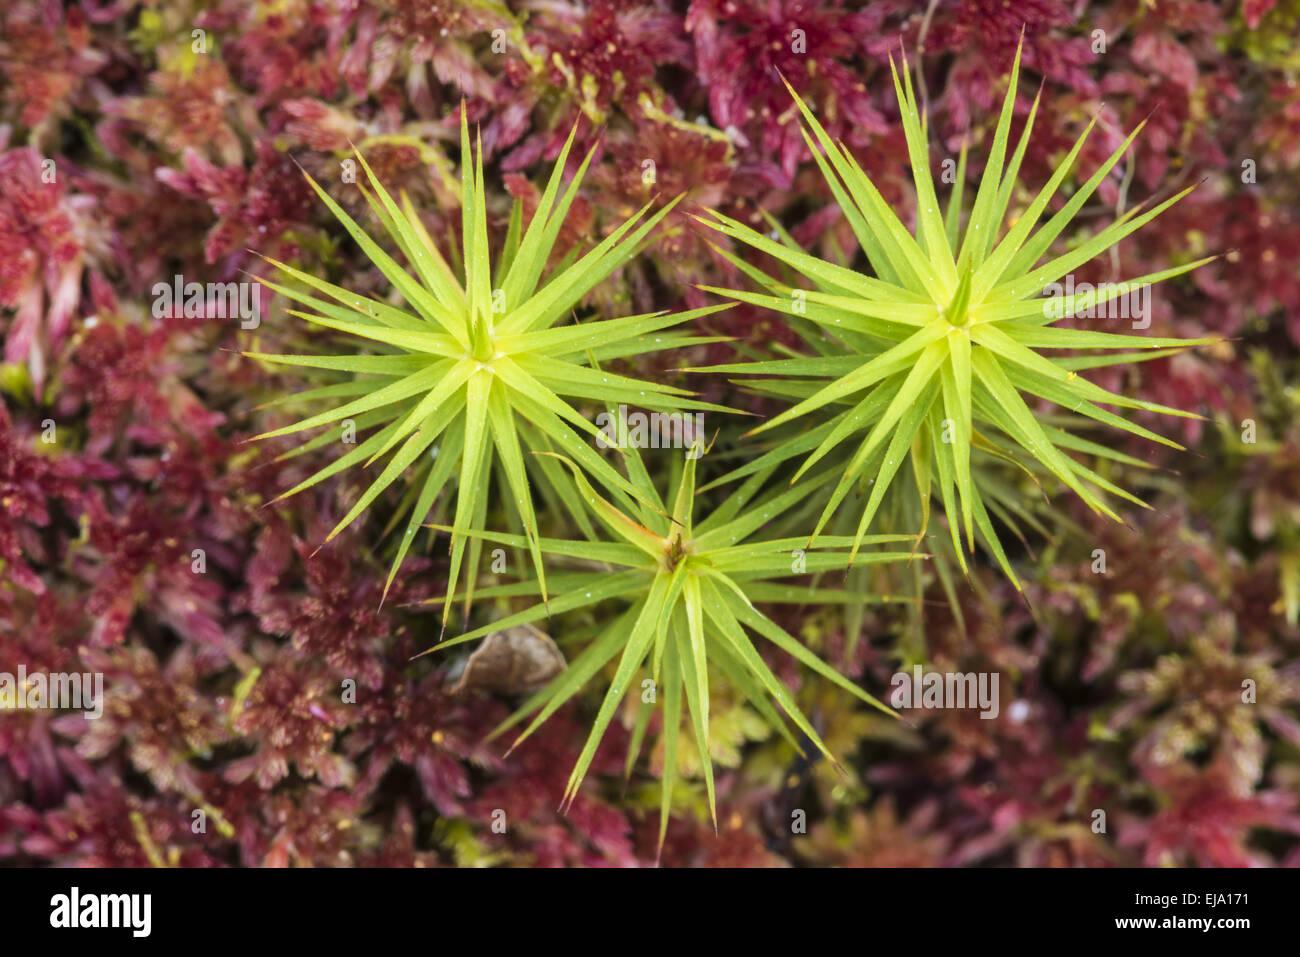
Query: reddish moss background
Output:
[[2, 0, 1299, 867]]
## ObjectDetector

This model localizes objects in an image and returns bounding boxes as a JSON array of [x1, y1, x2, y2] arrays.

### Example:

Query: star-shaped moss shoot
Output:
[[246, 112, 731, 618], [421, 441, 915, 850], [693, 39, 1220, 587]]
